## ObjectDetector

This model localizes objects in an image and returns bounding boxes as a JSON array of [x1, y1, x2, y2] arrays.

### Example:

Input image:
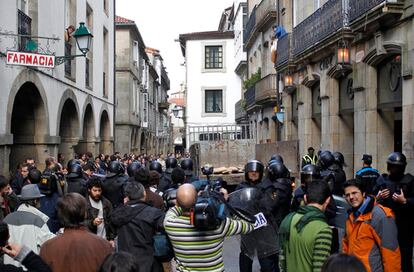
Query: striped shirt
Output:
[[164, 206, 254, 272]]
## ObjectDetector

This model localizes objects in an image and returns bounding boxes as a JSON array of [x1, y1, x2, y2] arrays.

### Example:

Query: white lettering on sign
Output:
[[6, 51, 55, 68], [253, 212, 268, 230]]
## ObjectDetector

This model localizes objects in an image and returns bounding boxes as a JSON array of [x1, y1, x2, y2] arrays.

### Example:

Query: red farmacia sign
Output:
[[6, 51, 55, 68]]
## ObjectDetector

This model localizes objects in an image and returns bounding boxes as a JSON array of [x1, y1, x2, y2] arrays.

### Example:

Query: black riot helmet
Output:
[[180, 158, 193, 171], [165, 157, 178, 169], [108, 161, 124, 176], [332, 151, 347, 167], [268, 162, 290, 181], [300, 164, 321, 185], [66, 163, 83, 178], [386, 152, 407, 179], [180, 158, 194, 176], [67, 159, 81, 170], [127, 161, 141, 177], [387, 152, 407, 166], [244, 160, 264, 183], [269, 154, 284, 164], [150, 161, 163, 174], [318, 151, 335, 169]]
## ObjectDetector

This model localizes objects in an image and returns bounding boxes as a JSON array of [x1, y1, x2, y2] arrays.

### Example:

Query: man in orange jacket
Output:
[[342, 179, 400, 272]]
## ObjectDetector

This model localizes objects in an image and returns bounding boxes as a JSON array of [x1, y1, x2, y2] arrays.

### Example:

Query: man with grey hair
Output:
[[3, 184, 55, 268], [111, 182, 165, 272]]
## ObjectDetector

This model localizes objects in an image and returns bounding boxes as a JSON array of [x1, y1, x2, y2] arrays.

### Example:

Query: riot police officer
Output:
[[291, 164, 321, 212], [66, 163, 87, 196], [318, 151, 344, 195], [103, 161, 128, 208], [355, 154, 379, 195], [126, 161, 141, 183], [180, 158, 198, 183], [329, 151, 347, 195], [236, 160, 280, 272], [158, 157, 177, 192], [374, 152, 414, 272], [149, 161, 163, 174], [267, 162, 292, 226], [268, 154, 284, 165]]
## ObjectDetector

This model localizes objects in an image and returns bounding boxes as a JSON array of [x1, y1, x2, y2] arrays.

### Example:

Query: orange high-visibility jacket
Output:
[[343, 197, 401, 272]]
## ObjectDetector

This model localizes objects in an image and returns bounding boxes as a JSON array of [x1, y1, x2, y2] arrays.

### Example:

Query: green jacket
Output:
[[279, 206, 332, 272]]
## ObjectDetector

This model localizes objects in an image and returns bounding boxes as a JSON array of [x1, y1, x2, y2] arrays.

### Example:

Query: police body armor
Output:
[[39, 170, 67, 196], [327, 164, 346, 196], [229, 186, 279, 259], [375, 173, 414, 214]]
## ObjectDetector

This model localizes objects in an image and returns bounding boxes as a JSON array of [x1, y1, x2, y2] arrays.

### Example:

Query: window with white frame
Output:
[[133, 41, 139, 66], [205, 90, 223, 113], [205, 46, 223, 69]]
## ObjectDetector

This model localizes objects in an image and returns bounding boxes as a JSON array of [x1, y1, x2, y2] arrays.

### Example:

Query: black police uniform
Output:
[[374, 173, 414, 272], [66, 176, 88, 196], [326, 163, 346, 196]]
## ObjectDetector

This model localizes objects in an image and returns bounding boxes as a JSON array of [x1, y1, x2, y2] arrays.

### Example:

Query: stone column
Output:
[[0, 134, 12, 176], [297, 85, 314, 157], [402, 22, 414, 173]]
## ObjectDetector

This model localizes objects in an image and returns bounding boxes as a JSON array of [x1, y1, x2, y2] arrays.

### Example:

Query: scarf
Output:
[[279, 205, 327, 249]]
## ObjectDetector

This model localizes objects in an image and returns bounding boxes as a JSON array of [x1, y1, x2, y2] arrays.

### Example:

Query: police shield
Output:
[[228, 188, 279, 259]]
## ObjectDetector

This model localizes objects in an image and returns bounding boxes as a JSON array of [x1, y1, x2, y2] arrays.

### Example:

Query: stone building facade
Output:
[[115, 17, 171, 156], [276, 0, 413, 177], [0, 0, 115, 174], [236, 0, 281, 145]]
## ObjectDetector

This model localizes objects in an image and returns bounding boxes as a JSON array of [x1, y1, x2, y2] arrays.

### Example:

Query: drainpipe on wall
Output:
[[112, 0, 116, 153]]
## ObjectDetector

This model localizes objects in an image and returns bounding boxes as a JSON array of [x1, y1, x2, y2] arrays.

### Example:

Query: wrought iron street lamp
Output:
[[337, 40, 350, 65], [55, 22, 93, 65], [73, 22, 93, 55], [283, 71, 296, 93], [172, 105, 183, 119]]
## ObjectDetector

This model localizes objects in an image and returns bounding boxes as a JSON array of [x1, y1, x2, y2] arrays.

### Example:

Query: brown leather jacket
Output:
[[40, 227, 112, 272]]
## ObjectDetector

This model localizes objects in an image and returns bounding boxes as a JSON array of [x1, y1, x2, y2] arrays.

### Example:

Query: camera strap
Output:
[[190, 208, 195, 225]]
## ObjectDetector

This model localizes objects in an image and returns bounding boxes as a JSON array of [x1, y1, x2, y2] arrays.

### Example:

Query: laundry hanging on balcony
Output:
[[271, 26, 287, 64]]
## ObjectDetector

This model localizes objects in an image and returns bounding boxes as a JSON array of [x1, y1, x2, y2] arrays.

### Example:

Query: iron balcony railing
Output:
[[293, 0, 344, 57], [275, 33, 290, 67], [256, 0, 277, 27], [244, 85, 256, 110], [349, 0, 385, 22], [18, 9, 31, 51], [255, 74, 277, 104], [243, 6, 256, 43], [235, 99, 248, 122]]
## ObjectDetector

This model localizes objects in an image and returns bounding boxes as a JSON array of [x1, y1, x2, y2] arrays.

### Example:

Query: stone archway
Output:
[[58, 98, 80, 163], [77, 104, 96, 156], [10, 82, 48, 171], [99, 110, 112, 155]]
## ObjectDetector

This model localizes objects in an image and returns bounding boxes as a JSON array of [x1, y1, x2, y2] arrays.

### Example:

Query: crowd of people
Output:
[[0, 149, 412, 272]]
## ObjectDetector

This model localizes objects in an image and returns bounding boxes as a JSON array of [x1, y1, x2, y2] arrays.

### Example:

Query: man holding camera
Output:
[[164, 183, 255, 272]]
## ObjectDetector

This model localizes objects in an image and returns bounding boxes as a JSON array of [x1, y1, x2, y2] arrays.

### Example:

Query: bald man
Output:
[[164, 184, 254, 272]]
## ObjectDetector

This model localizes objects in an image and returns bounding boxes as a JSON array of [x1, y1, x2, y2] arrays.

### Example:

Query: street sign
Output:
[[6, 51, 55, 68]]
